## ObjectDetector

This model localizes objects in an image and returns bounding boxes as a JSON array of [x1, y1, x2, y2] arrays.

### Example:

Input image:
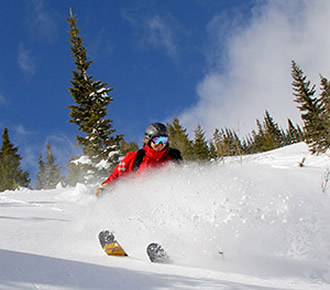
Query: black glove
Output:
[[95, 183, 110, 197]]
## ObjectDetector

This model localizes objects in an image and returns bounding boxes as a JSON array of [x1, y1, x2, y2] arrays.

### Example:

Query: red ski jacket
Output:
[[102, 144, 180, 186]]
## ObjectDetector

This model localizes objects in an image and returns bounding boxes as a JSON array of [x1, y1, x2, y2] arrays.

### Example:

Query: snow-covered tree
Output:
[[66, 9, 121, 183]]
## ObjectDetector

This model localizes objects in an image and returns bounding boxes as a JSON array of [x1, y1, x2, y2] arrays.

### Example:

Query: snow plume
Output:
[[84, 143, 330, 281], [179, 0, 330, 138]]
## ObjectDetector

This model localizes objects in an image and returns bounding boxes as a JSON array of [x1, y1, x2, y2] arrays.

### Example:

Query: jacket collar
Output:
[[143, 144, 168, 159]]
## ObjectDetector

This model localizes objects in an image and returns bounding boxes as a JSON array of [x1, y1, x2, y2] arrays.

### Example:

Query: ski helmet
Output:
[[144, 123, 169, 140]]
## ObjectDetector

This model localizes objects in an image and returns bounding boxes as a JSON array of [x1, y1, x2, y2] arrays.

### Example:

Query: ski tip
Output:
[[98, 230, 128, 257], [146, 242, 170, 263]]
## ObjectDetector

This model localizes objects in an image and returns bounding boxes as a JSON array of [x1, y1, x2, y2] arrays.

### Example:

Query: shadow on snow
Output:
[[0, 249, 276, 290]]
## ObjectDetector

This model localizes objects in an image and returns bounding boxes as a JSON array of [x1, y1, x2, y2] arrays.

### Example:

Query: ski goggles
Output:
[[151, 136, 168, 145]]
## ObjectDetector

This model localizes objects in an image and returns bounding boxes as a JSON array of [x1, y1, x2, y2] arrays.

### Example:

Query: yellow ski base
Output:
[[103, 242, 127, 256]]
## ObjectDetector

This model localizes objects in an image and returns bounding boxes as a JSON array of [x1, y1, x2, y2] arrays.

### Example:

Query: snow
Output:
[[95, 159, 110, 170], [0, 142, 329, 290], [71, 150, 120, 170], [71, 155, 92, 165]]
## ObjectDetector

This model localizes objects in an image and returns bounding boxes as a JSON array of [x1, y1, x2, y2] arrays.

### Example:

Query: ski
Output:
[[98, 230, 128, 256], [146, 242, 170, 263], [99, 231, 219, 263]]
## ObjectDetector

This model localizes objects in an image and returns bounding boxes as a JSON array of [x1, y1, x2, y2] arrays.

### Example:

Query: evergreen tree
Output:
[[0, 127, 30, 191], [242, 134, 257, 154], [213, 129, 224, 159], [242, 112, 285, 153], [45, 141, 62, 189], [35, 151, 47, 190], [255, 119, 266, 152], [262, 110, 283, 151], [66, 155, 84, 186], [167, 118, 194, 160], [119, 139, 139, 155], [35, 142, 62, 189], [285, 118, 302, 145], [67, 9, 121, 183], [213, 128, 243, 157], [291, 61, 329, 154], [241, 137, 251, 154], [226, 128, 243, 156], [245, 119, 265, 154], [318, 76, 330, 153], [208, 141, 218, 160], [192, 124, 210, 161]]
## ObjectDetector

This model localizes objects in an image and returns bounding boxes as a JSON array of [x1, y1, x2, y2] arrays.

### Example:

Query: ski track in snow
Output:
[[0, 143, 329, 290]]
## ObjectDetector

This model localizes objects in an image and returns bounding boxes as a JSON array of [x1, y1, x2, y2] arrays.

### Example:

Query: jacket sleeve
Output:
[[101, 151, 137, 186]]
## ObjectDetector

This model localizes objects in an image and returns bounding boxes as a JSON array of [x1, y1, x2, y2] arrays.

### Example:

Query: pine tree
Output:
[[246, 119, 265, 153], [35, 142, 62, 189], [213, 129, 224, 159], [318, 76, 330, 153], [167, 118, 194, 160], [286, 118, 302, 145], [213, 128, 243, 157], [192, 124, 210, 161], [291, 61, 329, 154], [36, 151, 47, 190], [241, 137, 251, 154], [0, 128, 30, 191], [208, 141, 218, 160], [262, 110, 283, 151], [66, 155, 84, 186], [67, 9, 121, 183], [226, 128, 243, 156], [45, 141, 62, 189], [119, 139, 139, 155]]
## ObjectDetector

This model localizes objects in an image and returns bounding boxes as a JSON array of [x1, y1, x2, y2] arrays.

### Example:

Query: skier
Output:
[[96, 122, 182, 196]]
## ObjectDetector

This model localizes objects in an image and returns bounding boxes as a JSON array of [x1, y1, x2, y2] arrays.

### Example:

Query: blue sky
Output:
[[1, 0, 330, 184]]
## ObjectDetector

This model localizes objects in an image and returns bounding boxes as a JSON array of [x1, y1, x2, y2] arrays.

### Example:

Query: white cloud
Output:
[[145, 15, 177, 58], [179, 0, 330, 138], [18, 43, 36, 75], [122, 10, 178, 59], [24, 0, 57, 43], [0, 93, 6, 104], [14, 124, 31, 136]]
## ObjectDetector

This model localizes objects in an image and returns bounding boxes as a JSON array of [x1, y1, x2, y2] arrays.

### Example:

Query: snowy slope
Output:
[[0, 142, 329, 290]]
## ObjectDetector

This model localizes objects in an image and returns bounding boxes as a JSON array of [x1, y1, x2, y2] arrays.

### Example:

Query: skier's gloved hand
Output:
[[95, 183, 110, 197], [95, 187, 103, 197]]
